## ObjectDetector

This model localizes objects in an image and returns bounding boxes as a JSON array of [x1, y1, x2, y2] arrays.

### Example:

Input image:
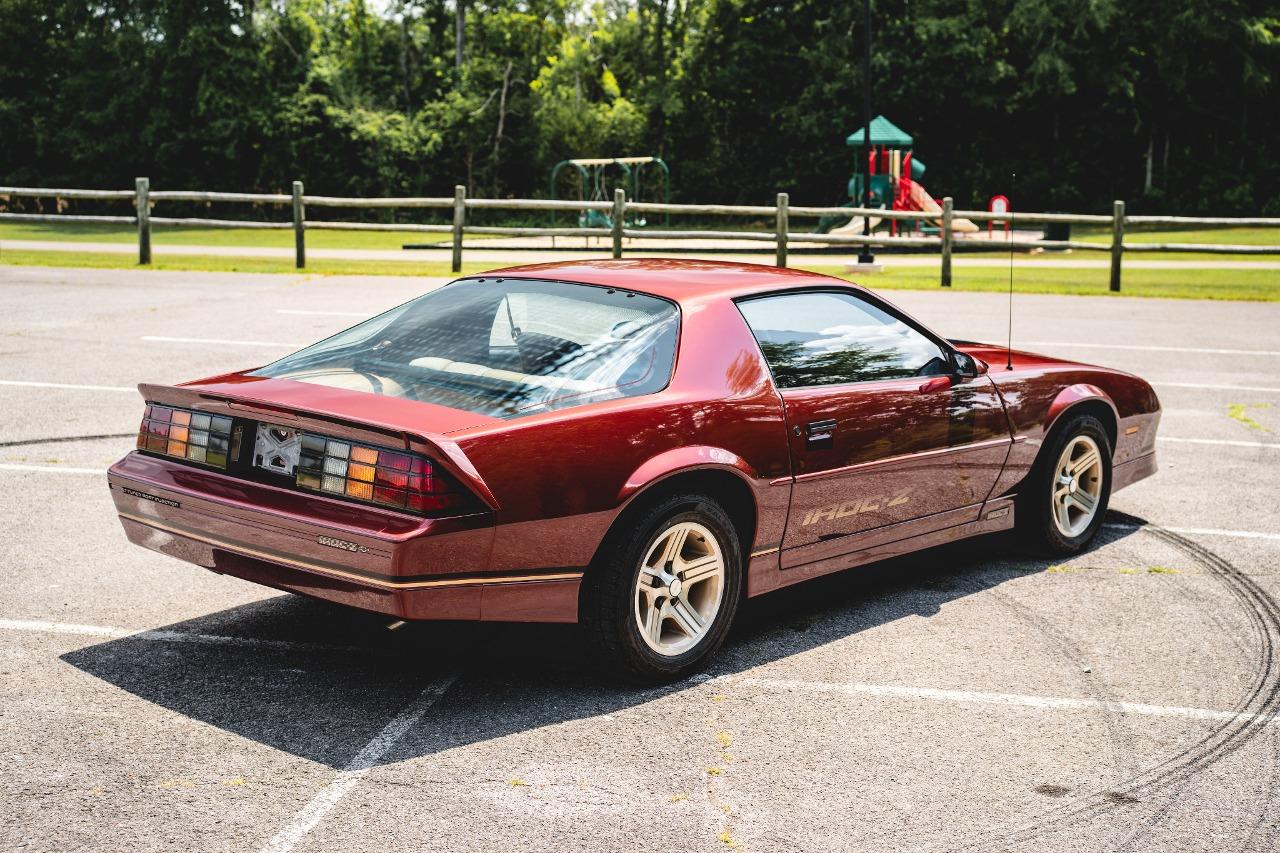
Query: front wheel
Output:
[[581, 493, 742, 683], [1019, 413, 1113, 555]]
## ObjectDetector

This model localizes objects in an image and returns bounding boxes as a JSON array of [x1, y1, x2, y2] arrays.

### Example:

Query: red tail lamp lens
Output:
[[137, 405, 232, 469]]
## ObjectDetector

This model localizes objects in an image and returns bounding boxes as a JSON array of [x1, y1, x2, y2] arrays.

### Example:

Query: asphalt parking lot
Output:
[[2, 264, 1279, 852]]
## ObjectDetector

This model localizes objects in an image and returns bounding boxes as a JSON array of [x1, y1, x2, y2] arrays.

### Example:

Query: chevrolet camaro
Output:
[[108, 260, 1160, 680]]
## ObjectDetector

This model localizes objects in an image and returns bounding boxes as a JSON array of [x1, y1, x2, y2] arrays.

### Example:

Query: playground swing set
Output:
[[546, 119, 1008, 245], [549, 156, 670, 229]]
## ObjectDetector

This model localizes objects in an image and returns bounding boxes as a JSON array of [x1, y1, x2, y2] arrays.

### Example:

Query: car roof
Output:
[[472, 258, 862, 304]]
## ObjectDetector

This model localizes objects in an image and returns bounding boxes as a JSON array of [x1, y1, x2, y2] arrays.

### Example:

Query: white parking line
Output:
[[1106, 523, 1280, 542], [140, 335, 305, 348], [741, 678, 1280, 726], [275, 309, 366, 318], [0, 379, 133, 392], [259, 676, 455, 853], [1024, 341, 1280, 357], [0, 618, 367, 654], [1158, 436, 1280, 449], [1154, 381, 1280, 394], [0, 463, 105, 475]]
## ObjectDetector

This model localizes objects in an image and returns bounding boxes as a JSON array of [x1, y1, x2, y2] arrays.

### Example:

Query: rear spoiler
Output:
[[137, 382, 500, 511]]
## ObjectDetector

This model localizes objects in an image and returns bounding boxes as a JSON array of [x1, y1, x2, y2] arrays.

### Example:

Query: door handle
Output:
[[805, 419, 837, 448]]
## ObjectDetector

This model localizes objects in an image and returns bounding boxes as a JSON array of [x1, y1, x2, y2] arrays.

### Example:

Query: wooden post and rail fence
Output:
[[3, 180, 1279, 291]]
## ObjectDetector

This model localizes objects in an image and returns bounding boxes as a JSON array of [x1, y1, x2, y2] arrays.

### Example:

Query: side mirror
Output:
[[952, 351, 987, 378]]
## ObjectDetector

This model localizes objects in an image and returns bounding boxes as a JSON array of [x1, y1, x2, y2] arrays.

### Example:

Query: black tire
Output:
[[580, 492, 743, 684], [1018, 412, 1114, 555]]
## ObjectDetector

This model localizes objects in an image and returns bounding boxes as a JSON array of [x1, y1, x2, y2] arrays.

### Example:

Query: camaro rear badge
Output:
[[121, 486, 180, 509], [317, 535, 367, 553]]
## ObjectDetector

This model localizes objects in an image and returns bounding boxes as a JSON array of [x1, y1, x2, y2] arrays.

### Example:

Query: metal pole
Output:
[[1110, 199, 1125, 292], [135, 177, 151, 265], [611, 188, 625, 258], [857, 0, 875, 266], [292, 180, 305, 269], [452, 184, 466, 274], [940, 196, 953, 287], [776, 192, 789, 268]]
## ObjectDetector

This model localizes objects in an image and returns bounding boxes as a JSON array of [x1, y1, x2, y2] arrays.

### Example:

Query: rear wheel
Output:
[[1019, 413, 1113, 555], [581, 493, 742, 683]]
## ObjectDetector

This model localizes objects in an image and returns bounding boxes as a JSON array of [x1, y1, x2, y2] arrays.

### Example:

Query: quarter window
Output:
[[737, 291, 948, 388]]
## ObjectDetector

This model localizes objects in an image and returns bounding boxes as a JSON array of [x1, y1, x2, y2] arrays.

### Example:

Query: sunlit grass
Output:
[[0, 249, 495, 278], [801, 263, 1280, 302]]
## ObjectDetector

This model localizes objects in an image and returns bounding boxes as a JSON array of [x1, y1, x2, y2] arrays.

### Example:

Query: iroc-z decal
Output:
[[317, 534, 368, 554], [801, 488, 912, 527]]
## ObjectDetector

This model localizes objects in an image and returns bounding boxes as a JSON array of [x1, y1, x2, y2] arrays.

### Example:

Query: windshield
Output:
[[252, 278, 680, 419]]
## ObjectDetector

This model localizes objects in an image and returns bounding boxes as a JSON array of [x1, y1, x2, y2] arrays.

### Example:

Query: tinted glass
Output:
[[738, 291, 948, 388], [253, 278, 679, 418]]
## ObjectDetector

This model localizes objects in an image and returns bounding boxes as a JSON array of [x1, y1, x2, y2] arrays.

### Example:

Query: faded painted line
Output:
[[0, 379, 133, 392], [258, 676, 455, 853], [0, 618, 367, 654], [741, 678, 1280, 727], [1158, 436, 1280, 450], [275, 309, 366, 318], [140, 335, 305, 348], [1105, 523, 1280, 542], [0, 463, 104, 475], [1023, 341, 1280, 358], [1154, 381, 1280, 394]]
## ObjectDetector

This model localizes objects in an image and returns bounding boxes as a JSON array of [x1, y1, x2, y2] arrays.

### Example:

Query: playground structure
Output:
[[549, 156, 670, 229], [820, 115, 979, 237]]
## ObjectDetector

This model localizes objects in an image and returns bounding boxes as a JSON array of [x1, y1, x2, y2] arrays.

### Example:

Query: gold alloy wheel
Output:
[[1052, 434, 1104, 538], [633, 520, 726, 657]]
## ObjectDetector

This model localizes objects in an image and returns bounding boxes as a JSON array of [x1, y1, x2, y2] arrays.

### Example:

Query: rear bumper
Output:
[[109, 453, 581, 622]]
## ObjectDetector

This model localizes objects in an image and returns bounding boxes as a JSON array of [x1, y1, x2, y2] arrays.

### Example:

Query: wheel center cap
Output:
[[668, 577, 683, 598]]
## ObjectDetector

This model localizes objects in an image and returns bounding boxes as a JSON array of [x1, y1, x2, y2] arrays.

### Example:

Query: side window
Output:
[[737, 291, 948, 388]]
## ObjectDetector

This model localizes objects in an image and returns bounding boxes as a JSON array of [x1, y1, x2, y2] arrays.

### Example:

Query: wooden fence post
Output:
[[452, 184, 466, 273], [135, 177, 150, 265], [612, 188, 625, 258], [940, 196, 953, 287], [1110, 199, 1125, 292], [292, 180, 305, 269], [775, 192, 789, 268]]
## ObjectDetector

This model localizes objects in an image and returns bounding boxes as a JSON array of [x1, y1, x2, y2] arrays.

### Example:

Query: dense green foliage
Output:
[[2, 0, 1278, 212]]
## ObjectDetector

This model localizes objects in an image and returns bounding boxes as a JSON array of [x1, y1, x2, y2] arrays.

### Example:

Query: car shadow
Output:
[[60, 520, 1144, 769]]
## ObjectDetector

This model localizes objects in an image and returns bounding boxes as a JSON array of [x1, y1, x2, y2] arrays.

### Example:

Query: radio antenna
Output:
[[1005, 172, 1015, 371]]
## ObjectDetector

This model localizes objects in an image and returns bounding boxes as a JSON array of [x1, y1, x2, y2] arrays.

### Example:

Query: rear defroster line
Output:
[[951, 524, 1280, 850]]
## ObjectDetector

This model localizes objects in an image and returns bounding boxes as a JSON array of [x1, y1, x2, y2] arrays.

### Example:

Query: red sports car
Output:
[[108, 260, 1160, 680]]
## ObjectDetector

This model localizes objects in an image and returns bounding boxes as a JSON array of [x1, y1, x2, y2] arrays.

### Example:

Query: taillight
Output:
[[295, 435, 463, 514], [135, 404, 466, 516], [137, 405, 233, 469]]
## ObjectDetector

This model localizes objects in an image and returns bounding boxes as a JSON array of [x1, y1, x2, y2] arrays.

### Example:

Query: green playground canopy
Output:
[[846, 115, 913, 148]]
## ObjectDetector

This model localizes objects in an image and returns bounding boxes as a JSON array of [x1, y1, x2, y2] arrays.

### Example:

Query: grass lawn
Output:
[[1074, 225, 1280, 246], [804, 264, 1280, 301], [0, 249, 492, 278], [2, 220, 1278, 300], [1, 248, 1275, 300], [0, 220, 455, 250], [3, 221, 1278, 259]]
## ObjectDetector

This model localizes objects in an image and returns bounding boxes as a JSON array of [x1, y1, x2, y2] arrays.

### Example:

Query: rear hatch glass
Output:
[[252, 278, 679, 419]]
